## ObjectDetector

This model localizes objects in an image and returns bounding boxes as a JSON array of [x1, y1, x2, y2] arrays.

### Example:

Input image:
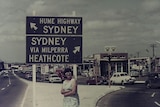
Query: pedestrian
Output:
[[61, 68, 80, 107]]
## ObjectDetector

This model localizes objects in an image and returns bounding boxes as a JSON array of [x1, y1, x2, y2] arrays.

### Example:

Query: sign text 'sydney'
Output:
[[26, 17, 82, 35], [26, 36, 82, 63]]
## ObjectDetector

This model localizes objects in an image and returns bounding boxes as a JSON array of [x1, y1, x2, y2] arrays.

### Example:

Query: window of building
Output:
[[123, 62, 127, 72], [117, 62, 121, 72]]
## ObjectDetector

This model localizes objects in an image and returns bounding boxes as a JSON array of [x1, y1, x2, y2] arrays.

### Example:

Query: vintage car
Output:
[[86, 76, 107, 85], [110, 72, 136, 85], [49, 74, 62, 83], [145, 72, 160, 88]]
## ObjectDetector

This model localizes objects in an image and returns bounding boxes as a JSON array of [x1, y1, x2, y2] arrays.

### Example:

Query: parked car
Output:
[[25, 71, 32, 80], [86, 76, 105, 85], [145, 72, 160, 88], [44, 73, 50, 81], [2, 73, 9, 78], [49, 74, 62, 83], [110, 72, 136, 85], [130, 70, 140, 77]]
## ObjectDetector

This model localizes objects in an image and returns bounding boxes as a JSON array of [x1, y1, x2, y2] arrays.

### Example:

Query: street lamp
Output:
[[104, 46, 116, 88]]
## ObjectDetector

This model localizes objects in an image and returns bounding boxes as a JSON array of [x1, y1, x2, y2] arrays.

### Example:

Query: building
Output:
[[93, 53, 128, 77], [154, 57, 160, 72], [0, 60, 4, 71], [128, 57, 151, 76]]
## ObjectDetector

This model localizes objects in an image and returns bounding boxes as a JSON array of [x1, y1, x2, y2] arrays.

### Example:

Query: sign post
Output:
[[32, 10, 36, 107], [32, 64, 36, 107], [72, 11, 78, 80]]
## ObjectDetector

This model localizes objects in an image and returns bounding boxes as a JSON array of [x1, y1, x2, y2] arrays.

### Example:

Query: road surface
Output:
[[97, 84, 160, 107], [0, 71, 27, 107]]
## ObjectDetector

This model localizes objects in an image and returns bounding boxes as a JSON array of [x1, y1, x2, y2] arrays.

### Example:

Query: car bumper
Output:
[[126, 79, 135, 84]]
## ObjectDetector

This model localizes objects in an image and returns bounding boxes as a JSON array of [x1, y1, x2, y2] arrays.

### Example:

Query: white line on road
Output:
[[151, 92, 156, 97], [155, 101, 160, 107], [0, 76, 12, 91], [21, 85, 29, 107], [1, 88, 5, 91], [8, 77, 11, 85]]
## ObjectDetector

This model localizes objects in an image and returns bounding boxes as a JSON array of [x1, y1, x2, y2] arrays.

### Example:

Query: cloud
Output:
[[85, 20, 123, 31], [0, 0, 160, 62], [26, 0, 46, 15], [141, 0, 160, 12]]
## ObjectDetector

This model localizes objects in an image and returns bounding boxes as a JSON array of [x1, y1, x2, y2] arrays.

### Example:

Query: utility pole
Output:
[[150, 44, 157, 58], [150, 44, 157, 72], [136, 52, 140, 57], [104, 46, 116, 88]]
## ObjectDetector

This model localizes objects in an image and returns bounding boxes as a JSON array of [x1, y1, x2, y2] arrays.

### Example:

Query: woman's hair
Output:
[[63, 68, 73, 76]]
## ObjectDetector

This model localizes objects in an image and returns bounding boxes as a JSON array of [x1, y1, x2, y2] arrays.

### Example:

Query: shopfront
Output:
[[94, 53, 128, 77]]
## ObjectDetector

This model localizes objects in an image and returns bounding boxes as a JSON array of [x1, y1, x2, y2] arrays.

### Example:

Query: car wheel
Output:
[[110, 80, 114, 85], [146, 82, 151, 88], [121, 80, 124, 85], [87, 82, 90, 85], [49, 80, 53, 83]]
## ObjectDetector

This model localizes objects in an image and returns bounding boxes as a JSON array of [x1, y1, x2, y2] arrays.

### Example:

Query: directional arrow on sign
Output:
[[30, 22, 38, 30], [73, 46, 80, 54]]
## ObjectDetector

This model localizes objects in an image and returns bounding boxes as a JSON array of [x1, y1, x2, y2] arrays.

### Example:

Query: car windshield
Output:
[[120, 73, 127, 76]]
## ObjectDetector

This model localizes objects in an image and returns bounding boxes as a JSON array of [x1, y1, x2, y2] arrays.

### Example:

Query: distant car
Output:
[[2, 73, 9, 78], [110, 72, 136, 85], [86, 76, 105, 85], [2, 70, 9, 74], [145, 72, 160, 88], [130, 70, 140, 77], [81, 70, 89, 77], [44, 73, 50, 81], [49, 74, 62, 83], [25, 71, 32, 80]]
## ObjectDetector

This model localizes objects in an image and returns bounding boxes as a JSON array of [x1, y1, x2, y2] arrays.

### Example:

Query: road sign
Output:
[[26, 16, 82, 64], [26, 36, 82, 63], [26, 16, 82, 35]]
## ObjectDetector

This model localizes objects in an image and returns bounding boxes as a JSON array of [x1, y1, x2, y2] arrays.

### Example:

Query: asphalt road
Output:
[[97, 84, 160, 107], [0, 71, 27, 107]]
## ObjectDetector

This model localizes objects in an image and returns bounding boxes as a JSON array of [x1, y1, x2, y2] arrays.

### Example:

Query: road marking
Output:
[[0, 76, 12, 91], [155, 101, 160, 107], [8, 77, 11, 85], [1, 88, 6, 90], [21, 85, 29, 107], [151, 92, 156, 97]]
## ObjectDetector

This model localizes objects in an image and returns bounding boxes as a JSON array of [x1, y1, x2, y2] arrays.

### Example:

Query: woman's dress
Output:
[[62, 78, 80, 107]]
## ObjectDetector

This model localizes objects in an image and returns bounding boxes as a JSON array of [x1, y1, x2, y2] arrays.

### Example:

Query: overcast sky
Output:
[[0, 0, 160, 63]]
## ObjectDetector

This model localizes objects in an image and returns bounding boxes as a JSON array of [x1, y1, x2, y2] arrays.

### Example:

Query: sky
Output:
[[0, 0, 160, 63]]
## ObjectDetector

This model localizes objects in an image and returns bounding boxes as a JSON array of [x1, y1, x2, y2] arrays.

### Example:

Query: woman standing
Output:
[[61, 68, 80, 107]]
